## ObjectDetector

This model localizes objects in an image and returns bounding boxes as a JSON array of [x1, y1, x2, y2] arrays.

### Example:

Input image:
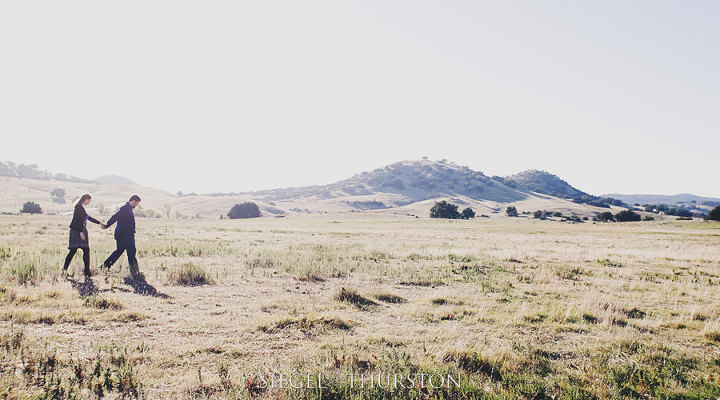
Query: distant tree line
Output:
[[594, 210, 642, 222], [572, 195, 626, 209], [532, 210, 565, 220], [641, 204, 698, 218]]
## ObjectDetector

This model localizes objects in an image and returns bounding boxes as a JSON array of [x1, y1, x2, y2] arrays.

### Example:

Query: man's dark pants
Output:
[[103, 235, 137, 269]]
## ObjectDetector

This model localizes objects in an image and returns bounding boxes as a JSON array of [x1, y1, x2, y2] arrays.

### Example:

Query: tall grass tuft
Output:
[[0, 246, 11, 261], [168, 262, 214, 286], [11, 258, 38, 285], [84, 296, 124, 310]]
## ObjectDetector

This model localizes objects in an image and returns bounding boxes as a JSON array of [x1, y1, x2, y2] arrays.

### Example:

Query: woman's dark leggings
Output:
[[63, 248, 91, 275]]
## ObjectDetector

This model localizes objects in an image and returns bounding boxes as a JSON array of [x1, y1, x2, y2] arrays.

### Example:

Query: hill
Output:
[[187, 160, 625, 217], [242, 159, 526, 208], [500, 170, 589, 200]]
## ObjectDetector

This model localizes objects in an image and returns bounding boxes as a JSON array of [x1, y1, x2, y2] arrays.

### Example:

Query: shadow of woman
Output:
[[68, 276, 98, 297]]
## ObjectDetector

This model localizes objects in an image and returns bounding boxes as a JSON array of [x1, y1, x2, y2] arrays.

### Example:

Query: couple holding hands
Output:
[[62, 194, 142, 277]]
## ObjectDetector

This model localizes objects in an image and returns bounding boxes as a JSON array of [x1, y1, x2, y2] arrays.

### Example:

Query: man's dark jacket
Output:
[[106, 202, 136, 239]]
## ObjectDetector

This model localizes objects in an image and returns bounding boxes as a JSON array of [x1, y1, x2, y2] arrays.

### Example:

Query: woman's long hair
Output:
[[76, 194, 92, 207]]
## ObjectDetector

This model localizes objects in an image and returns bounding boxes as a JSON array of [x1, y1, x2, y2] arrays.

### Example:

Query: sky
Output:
[[1, 1, 718, 197]]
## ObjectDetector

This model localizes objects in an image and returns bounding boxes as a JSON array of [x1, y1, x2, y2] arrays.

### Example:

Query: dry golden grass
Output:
[[1, 214, 720, 399]]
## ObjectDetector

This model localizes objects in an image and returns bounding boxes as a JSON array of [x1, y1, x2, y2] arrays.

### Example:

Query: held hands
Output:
[[101, 223, 107, 229]]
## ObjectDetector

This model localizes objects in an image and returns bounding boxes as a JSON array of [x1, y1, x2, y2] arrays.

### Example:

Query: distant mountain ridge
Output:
[[0, 158, 610, 209], [94, 175, 138, 186], [3, 158, 714, 217], [602, 193, 720, 207]]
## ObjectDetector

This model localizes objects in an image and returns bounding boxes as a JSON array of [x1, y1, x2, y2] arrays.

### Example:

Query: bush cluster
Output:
[[20, 201, 42, 214], [595, 210, 642, 222], [430, 201, 475, 219], [228, 202, 261, 219]]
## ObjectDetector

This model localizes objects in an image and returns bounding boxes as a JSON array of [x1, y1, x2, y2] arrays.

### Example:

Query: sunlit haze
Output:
[[1, 1, 718, 197]]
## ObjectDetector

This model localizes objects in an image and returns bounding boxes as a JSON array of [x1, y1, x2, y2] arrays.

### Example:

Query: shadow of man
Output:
[[122, 263, 169, 299]]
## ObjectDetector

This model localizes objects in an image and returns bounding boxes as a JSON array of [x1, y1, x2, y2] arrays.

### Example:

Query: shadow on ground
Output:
[[68, 276, 99, 297], [122, 269, 170, 299], [67, 267, 170, 299]]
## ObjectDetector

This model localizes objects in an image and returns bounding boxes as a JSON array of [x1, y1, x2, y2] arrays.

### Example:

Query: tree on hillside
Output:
[[596, 211, 614, 222], [708, 206, 720, 221], [134, 206, 160, 218], [430, 201, 460, 219], [460, 207, 475, 219], [615, 210, 641, 222], [21, 201, 42, 214], [506, 206, 518, 217], [669, 207, 693, 218], [162, 203, 172, 219], [228, 202, 261, 219], [50, 187, 65, 203]]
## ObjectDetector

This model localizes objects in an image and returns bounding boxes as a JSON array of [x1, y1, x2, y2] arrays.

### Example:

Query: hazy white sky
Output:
[[1, 1, 718, 197]]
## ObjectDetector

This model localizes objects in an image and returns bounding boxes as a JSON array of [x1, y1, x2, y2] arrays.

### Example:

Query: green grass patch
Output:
[[442, 351, 502, 381], [555, 265, 586, 280], [258, 315, 351, 335]]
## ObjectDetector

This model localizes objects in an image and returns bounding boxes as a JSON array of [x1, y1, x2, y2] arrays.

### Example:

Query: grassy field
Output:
[[1, 214, 720, 399]]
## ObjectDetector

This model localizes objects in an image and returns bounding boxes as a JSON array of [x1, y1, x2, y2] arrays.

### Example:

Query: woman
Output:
[[62, 194, 105, 277]]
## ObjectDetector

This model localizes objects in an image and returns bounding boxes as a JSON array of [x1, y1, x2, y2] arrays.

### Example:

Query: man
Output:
[[101, 195, 141, 277]]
